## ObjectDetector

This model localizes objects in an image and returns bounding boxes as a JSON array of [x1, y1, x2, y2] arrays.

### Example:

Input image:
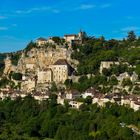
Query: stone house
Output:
[[36, 37, 47, 46], [133, 102, 140, 111], [50, 59, 73, 83], [100, 61, 120, 74], [64, 30, 86, 47], [37, 68, 53, 84], [69, 100, 83, 109], [66, 89, 81, 100], [82, 87, 98, 99]]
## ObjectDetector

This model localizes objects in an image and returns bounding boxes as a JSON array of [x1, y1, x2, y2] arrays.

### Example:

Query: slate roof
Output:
[[53, 59, 68, 65], [37, 37, 47, 41], [64, 34, 77, 37]]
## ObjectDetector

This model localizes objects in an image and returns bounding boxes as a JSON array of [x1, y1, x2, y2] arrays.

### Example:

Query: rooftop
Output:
[[37, 37, 47, 41], [64, 34, 77, 37], [53, 59, 68, 65]]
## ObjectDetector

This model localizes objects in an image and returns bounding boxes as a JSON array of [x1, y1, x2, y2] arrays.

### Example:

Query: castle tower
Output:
[[78, 29, 87, 43]]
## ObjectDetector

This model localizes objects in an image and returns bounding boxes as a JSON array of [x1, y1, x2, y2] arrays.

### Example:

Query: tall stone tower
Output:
[[78, 29, 87, 43]]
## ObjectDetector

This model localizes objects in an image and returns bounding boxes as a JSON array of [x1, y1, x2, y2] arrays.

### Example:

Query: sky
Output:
[[0, 0, 140, 52]]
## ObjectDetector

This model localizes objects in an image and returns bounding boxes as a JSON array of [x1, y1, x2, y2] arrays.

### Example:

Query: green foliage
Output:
[[122, 78, 132, 87], [0, 53, 6, 75], [25, 41, 37, 55], [11, 72, 22, 81], [11, 53, 21, 66], [133, 86, 140, 95], [0, 97, 140, 139], [52, 37, 65, 45], [0, 77, 10, 88], [109, 76, 118, 86], [64, 79, 72, 88], [51, 82, 58, 92], [127, 31, 136, 42]]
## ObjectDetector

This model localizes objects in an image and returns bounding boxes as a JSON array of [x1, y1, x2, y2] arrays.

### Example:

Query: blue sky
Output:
[[0, 0, 140, 52]]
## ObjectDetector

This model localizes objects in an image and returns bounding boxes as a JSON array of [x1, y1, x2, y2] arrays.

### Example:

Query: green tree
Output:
[[12, 72, 22, 81], [127, 31, 136, 42]]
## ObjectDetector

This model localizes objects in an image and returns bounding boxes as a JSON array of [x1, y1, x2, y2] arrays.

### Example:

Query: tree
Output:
[[127, 31, 136, 42], [25, 41, 37, 55], [122, 78, 132, 87], [64, 79, 72, 88], [50, 82, 57, 92], [12, 72, 22, 81], [109, 76, 118, 86], [84, 96, 92, 105]]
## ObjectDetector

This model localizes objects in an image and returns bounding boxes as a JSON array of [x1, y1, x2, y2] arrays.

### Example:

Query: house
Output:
[[57, 92, 65, 105], [69, 100, 83, 109], [21, 78, 36, 92], [64, 34, 77, 44], [100, 61, 119, 74], [133, 102, 140, 111], [131, 72, 138, 82], [92, 93, 104, 105], [37, 68, 53, 83], [36, 37, 47, 46], [66, 89, 81, 100], [117, 72, 130, 82], [117, 72, 138, 84], [82, 87, 98, 99], [121, 96, 131, 107], [50, 59, 73, 83], [47, 37, 55, 44], [64, 30, 87, 47]]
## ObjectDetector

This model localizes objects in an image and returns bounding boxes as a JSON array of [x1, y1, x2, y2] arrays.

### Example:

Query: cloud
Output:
[[0, 16, 7, 19], [121, 26, 140, 32], [76, 4, 96, 10], [15, 6, 60, 15], [100, 4, 111, 8], [74, 3, 111, 11]]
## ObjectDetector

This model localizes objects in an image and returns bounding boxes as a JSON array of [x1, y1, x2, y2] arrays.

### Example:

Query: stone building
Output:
[[64, 30, 87, 47], [36, 37, 47, 46], [100, 61, 120, 73], [37, 59, 73, 84], [37, 68, 53, 84], [50, 59, 73, 83]]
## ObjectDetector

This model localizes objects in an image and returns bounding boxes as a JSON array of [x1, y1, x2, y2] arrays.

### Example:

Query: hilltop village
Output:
[[1, 30, 140, 111]]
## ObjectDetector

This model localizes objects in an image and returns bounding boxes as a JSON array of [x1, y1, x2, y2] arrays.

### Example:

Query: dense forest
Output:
[[0, 95, 140, 140]]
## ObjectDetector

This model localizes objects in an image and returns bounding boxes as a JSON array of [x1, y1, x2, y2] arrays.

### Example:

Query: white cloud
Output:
[[0, 27, 8, 30], [121, 26, 140, 32], [76, 4, 96, 10], [75, 3, 111, 11], [15, 6, 60, 15]]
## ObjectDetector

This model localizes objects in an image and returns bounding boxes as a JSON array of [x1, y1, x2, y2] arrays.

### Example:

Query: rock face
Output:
[[4, 56, 16, 74], [16, 47, 70, 73], [3, 46, 77, 92]]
